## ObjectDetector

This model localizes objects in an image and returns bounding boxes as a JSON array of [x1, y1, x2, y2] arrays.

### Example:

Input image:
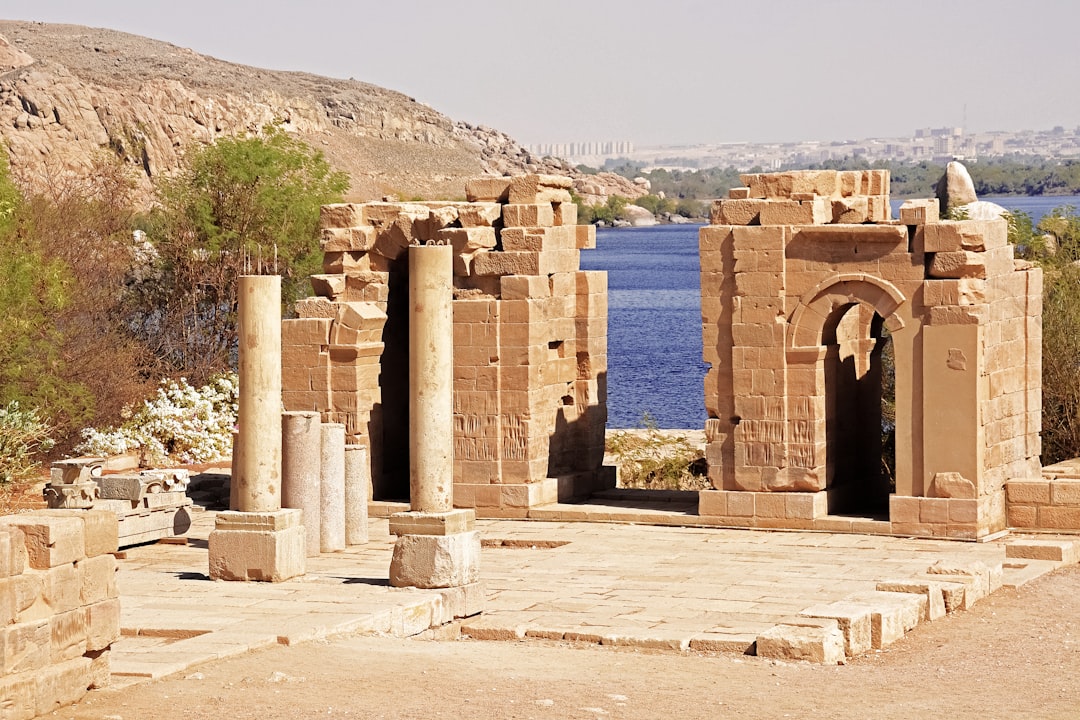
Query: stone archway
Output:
[[821, 304, 891, 515]]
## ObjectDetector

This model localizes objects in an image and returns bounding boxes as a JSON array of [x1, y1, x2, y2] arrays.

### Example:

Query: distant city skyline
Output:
[[9, 1, 1080, 147]]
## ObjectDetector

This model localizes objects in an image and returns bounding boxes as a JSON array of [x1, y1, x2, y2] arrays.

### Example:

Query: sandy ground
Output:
[[57, 563, 1080, 720]]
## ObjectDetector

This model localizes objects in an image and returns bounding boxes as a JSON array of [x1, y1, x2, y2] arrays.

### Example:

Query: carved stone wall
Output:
[[281, 174, 611, 517], [698, 170, 1042, 539]]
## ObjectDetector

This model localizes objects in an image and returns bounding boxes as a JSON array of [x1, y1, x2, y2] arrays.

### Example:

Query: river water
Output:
[[582, 195, 1080, 429]]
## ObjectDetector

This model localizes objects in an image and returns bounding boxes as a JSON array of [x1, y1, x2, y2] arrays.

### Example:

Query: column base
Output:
[[390, 530, 481, 589], [208, 509, 305, 582]]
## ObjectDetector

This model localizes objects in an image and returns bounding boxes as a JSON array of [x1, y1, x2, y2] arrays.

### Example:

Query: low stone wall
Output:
[[1007, 461, 1080, 530], [0, 509, 121, 719]]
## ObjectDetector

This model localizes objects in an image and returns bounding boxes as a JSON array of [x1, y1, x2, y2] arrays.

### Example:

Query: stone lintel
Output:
[[214, 508, 302, 532], [389, 509, 476, 536]]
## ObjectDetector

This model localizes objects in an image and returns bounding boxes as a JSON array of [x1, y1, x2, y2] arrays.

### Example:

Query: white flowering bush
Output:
[[0, 401, 55, 483], [75, 374, 238, 464]]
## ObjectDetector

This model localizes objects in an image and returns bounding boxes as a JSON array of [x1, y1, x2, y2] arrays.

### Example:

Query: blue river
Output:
[[582, 195, 1080, 429]]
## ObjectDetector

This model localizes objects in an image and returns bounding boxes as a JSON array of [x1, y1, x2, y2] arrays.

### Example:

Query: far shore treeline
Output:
[[582, 157, 1080, 206]]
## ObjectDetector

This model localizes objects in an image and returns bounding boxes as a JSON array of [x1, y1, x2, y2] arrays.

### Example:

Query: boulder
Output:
[[955, 200, 1009, 221], [0, 33, 33, 71], [621, 204, 659, 227], [935, 161, 978, 209]]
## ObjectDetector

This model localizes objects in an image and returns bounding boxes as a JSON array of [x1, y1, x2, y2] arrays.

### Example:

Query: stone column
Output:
[[209, 275, 305, 582], [282, 411, 322, 557], [320, 422, 346, 552], [344, 444, 369, 545], [389, 244, 482, 595]]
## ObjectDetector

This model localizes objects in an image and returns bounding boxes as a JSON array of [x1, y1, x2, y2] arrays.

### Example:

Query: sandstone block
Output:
[[0, 671, 36, 720], [34, 656, 91, 718], [389, 509, 476, 536], [502, 203, 555, 227], [208, 511, 306, 582], [501, 227, 574, 252], [295, 296, 339, 319], [874, 581, 947, 621], [320, 226, 377, 252], [925, 560, 993, 607], [49, 608, 87, 662], [1006, 539, 1078, 564], [924, 219, 1008, 252], [500, 275, 549, 301], [929, 471, 976, 499], [389, 531, 481, 589], [554, 202, 577, 226], [0, 515, 84, 569], [87, 647, 110, 689], [1, 620, 50, 674], [0, 526, 26, 578], [457, 202, 502, 227], [309, 274, 346, 299], [928, 250, 986, 279], [323, 250, 376, 275], [77, 554, 117, 605], [846, 591, 924, 641], [728, 187, 751, 199], [0, 577, 14, 625], [832, 196, 869, 224], [85, 598, 120, 652], [712, 199, 765, 225], [438, 227, 497, 253], [319, 203, 365, 229], [899, 198, 939, 225], [508, 174, 573, 204], [799, 601, 872, 656], [465, 177, 511, 203], [575, 224, 596, 249], [755, 619, 845, 664]]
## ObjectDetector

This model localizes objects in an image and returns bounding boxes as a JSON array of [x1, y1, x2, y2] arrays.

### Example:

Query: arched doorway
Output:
[[821, 302, 893, 517]]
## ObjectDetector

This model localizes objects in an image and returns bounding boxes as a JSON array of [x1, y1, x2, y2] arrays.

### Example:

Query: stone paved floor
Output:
[[110, 507, 1069, 686]]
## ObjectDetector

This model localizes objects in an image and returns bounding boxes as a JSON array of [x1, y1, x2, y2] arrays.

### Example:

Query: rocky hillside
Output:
[[0, 20, 577, 202]]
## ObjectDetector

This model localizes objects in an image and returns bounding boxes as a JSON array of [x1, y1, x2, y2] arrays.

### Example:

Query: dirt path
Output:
[[57, 564, 1080, 720]]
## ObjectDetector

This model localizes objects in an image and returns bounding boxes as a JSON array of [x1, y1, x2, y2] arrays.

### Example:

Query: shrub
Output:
[[0, 401, 55, 484], [606, 414, 708, 490], [74, 374, 238, 465]]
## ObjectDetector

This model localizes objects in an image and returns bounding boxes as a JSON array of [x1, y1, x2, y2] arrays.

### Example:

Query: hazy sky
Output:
[[10, 1, 1079, 147]]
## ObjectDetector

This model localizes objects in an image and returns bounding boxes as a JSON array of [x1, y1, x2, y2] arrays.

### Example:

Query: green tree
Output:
[[131, 127, 349, 381], [1012, 205, 1080, 463], [0, 156, 87, 421]]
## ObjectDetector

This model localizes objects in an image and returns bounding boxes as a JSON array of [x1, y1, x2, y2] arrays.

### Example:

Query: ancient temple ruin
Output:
[[696, 170, 1043, 538], [281, 175, 611, 516]]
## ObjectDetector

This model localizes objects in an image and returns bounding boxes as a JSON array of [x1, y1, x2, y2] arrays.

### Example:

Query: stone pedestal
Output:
[[390, 244, 481, 593], [282, 411, 322, 557], [208, 510, 305, 582], [389, 509, 479, 588], [210, 275, 305, 581]]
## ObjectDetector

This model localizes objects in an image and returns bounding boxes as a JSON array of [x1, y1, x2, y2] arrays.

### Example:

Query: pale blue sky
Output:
[[8, 1, 1078, 146]]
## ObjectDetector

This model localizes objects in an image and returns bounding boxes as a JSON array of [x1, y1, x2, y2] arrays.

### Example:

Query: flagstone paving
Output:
[[110, 507, 1073, 686]]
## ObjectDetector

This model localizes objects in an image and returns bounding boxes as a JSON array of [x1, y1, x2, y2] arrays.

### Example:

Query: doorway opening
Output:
[[822, 303, 894, 517]]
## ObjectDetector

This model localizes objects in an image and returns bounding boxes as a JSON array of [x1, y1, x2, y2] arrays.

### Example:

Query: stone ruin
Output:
[[696, 169, 1043, 539], [45, 459, 192, 547], [281, 174, 612, 516]]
